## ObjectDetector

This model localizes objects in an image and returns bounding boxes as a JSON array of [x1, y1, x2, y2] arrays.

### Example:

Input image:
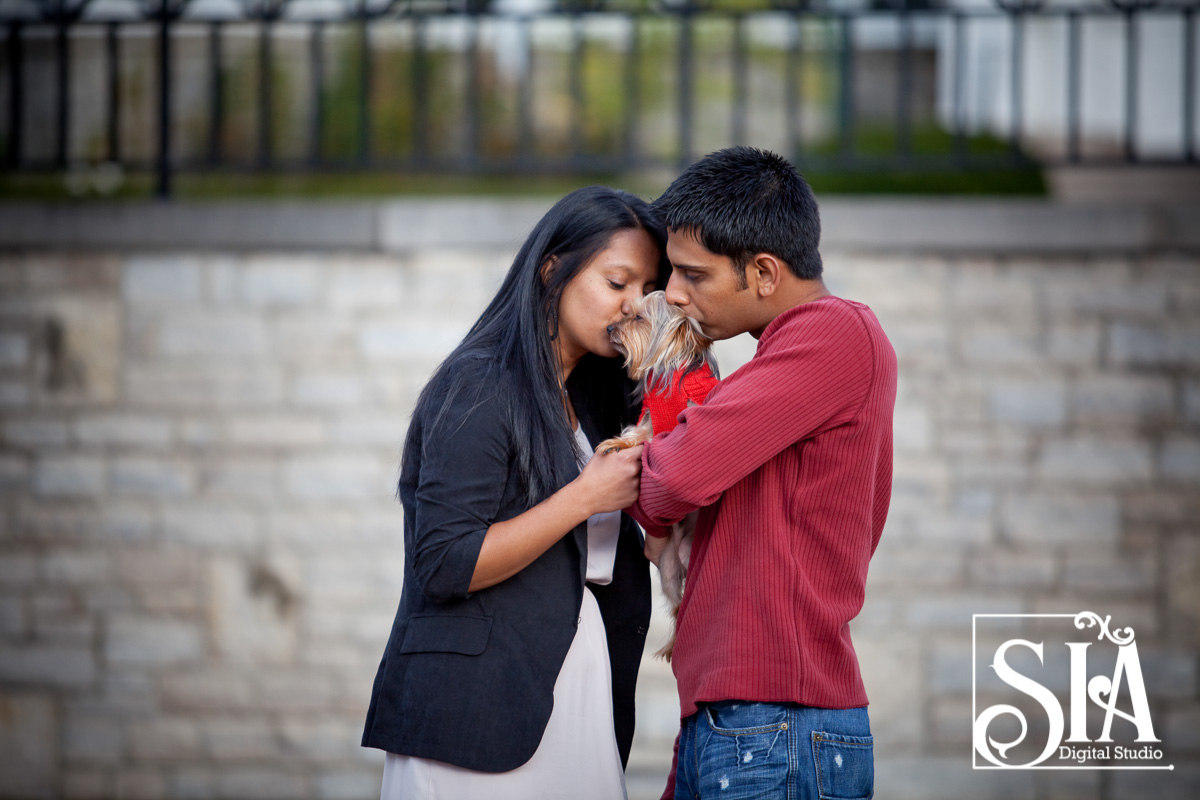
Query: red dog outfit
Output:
[[640, 364, 719, 435]]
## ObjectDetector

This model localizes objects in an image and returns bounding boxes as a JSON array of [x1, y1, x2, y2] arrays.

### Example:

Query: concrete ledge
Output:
[[1, 199, 1197, 254]]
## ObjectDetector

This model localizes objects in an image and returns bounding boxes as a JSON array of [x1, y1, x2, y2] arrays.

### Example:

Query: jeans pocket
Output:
[[703, 702, 788, 770], [812, 731, 874, 800]]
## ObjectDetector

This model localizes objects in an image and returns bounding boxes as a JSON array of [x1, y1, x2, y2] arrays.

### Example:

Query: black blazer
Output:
[[361, 356, 651, 772]]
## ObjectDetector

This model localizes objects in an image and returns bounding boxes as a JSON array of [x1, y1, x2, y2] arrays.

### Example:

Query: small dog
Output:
[[597, 291, 718, 660]]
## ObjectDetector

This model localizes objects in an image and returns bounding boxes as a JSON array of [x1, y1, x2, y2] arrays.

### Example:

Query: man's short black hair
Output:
[[653, 146, 822, 283]]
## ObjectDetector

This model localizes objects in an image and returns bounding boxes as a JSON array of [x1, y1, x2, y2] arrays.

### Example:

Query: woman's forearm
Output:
[[468, 480, 594, 592]]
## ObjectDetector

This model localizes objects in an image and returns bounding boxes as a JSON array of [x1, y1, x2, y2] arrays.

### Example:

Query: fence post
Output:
[[156, 2, 172, 199]]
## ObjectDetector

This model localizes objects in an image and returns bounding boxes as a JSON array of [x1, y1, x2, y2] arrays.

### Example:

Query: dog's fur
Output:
[[596, 291, 717, 660]]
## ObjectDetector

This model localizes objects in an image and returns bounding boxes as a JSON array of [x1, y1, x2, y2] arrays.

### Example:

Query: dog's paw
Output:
[[595, 426, 651, 455]]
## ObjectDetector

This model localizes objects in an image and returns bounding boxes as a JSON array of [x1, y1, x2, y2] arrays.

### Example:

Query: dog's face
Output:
[[609, 291, 712, 384]]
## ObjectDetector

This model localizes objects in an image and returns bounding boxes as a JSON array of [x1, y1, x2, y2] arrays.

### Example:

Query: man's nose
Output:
[[664, 274, 688, 307]]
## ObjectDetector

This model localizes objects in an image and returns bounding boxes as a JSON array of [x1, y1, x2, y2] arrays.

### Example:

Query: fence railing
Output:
[[2, 0, 1198, 197]]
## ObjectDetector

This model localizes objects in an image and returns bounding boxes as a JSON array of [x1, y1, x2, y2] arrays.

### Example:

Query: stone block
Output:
[[968, 551, 1058, 587], [1164, 706, 1200, 750], [111, 457, 195, 497], [41, 551, 112, 585], [907, 594, 1025, 630], [271, 313, 357, 361], [114, 771, 167, 800], [74, 415, 173, 447], [28, 295, 121, 405], [892, 403, 934, 452], [314, 770, 381, 800], [357, 318, 468, 362], [1001, 493, 1120, 545], [1064, 550, 1156, 594], [209, 555, 300, 664], [865, 543, 964, 588], [62, 771, 111, 800], [161, 669, 254, 713], [116, 548, 201, 587], [1044, 277, 1168, 316], [106, 615, 204, 665], [985, 380, 1067, 426], [1108, 322, 1200, 367], [227, 415, 325, 447], [855, 634, 922, 753], [0, 693, 58, 798], [1162, 437, 1200, 481], [169, 768, 218, 800], [0, 331, 29, 367], [0, 552, 37, 585], [239, 257, 323, 307], [156, 312, 269, 359], [1185, 381, 1200, 426], [284, 455, 386, 502], [1044, 322, 1102, 366], [218, 769, 308, 800], [327, 259, 404, 309], [125, 364, 284, 408], [63, 713, 125, 761], [32, 456, 106, 497], [122, 256, 204, 304], [1036, 437, 1153, 484], [0, 380, 29, 407], [1139, 650, 1199, 700], [1109, 763, 1200, 800], [162, 506, 260, 550], [0, 454, 29, 492], [1165, 535, 1200, 638], [200, 717, 279, 760], [0, 595, 24, 635], [290, 373, 367, 408], [128, 718, 202, 760], [329, 414, 409, 446], [959, 328, 1040, 365], [280, 718, 360, 759], [4, 418, 70, 447], [1069, 375, 1173, 424], [201, 459, 278, 499], [98, 504, 157, 542], [25, 254, 120, 290]]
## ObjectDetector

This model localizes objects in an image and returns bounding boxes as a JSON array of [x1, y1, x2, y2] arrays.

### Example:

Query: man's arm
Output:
[[630, 305, 876, 528]]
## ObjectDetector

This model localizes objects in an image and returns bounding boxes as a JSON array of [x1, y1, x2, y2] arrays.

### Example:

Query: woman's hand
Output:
[[573, 444, 644, 516]]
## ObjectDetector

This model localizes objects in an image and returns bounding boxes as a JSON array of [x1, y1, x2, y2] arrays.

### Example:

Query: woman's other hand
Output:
[[575, 444, 643, 516]]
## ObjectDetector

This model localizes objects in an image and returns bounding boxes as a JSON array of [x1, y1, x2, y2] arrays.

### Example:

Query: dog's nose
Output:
[[606, 324, 616, 334]]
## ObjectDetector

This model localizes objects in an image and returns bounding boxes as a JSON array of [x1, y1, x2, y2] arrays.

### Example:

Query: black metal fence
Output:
[[2, 0, 1198, 197]]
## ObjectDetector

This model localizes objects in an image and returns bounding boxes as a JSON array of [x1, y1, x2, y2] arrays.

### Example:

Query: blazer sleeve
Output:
[[410, 377, 512, 603]]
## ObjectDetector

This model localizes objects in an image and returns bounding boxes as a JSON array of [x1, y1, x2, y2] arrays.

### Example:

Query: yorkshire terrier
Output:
[[597, 291, 718, 660]]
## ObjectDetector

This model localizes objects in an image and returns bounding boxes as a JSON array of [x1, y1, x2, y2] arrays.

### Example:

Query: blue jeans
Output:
[[673, 702, 873, 800]]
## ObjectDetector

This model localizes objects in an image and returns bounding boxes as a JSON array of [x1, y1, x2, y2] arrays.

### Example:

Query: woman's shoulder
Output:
[[422, 351, 516, 426]]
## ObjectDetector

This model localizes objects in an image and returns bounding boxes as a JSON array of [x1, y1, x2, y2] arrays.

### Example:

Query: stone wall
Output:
[[0, 201, 1197, 799]]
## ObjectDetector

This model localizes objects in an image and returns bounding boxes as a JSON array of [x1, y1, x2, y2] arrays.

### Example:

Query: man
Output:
[[630, 147, 897, 799]]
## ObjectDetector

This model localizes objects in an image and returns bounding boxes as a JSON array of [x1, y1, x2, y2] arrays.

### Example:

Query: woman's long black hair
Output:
[[401, 186, 669, 505]]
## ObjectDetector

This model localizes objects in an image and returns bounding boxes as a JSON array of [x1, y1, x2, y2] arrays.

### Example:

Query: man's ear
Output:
[[539, 254, 559, 285], [747, 253, 784, 298]]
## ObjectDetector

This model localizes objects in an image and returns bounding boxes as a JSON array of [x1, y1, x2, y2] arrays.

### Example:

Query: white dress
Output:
[[380, 425, 628, 800]]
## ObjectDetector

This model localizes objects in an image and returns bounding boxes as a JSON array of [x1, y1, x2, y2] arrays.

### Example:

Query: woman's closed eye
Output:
[[608, 280, 627, 291]]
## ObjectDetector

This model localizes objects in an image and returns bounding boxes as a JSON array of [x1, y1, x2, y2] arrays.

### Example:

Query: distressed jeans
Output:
[[673, 702, 873, 800]]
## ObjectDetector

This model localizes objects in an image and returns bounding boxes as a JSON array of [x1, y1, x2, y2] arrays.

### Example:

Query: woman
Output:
[[361, 186, 668, 799]]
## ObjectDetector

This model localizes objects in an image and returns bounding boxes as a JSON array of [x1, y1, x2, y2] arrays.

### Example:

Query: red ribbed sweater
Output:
[[631, 296, 897, 719]]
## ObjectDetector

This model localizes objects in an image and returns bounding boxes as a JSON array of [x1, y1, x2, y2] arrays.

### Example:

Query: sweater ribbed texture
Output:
[[631, 297, 897, 718]]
